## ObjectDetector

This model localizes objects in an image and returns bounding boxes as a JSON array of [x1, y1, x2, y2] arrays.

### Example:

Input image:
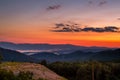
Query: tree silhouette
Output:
[[40, 60, 47, 66], [0, 51, 3, 63]]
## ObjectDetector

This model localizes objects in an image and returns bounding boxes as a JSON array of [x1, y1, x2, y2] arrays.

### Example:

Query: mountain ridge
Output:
[[30, 49, 120, 62], [0, 47, 38, 62], [0, 41, 113, 54]]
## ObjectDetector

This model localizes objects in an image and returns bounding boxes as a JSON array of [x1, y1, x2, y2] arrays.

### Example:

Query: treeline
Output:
[[0, 69, 46, 80], [43, 61, 120, 80]]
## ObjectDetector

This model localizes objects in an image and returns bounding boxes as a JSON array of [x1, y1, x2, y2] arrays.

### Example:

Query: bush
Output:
[[0, 69, 48, 80]]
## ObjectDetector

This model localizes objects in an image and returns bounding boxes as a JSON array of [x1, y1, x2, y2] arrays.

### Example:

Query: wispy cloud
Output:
[[99, 0, 107, 6], [117, 18, 120, 20], [46, 5, 61, 11], [51, 22, 120, 33], [88, 0, 93, 4], [88, 0, 108, 6]]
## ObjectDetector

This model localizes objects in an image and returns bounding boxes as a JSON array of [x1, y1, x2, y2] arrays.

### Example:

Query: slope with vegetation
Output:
[[30, 49, 120, 62], [0, 62, 67, 80], [47, 61, 120, 80], [0, 47, 38, 62]]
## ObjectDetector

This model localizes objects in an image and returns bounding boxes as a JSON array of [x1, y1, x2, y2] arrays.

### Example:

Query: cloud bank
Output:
[[51, 23, 120, 33]]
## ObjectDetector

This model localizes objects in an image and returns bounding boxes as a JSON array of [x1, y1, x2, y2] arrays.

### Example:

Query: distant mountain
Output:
[[0, 47, 38, 62], [0, 45, 119, 62], [30, 49, 120, 62], [30, 51, 95, 62], [30, 52, 60, 62], [0, 42, 112, 54], [61, 51, 95, 61], [90, 49, 120, 61]]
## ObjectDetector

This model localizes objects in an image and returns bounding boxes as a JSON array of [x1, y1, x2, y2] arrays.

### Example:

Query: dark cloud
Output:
[[51, 28, 73, 32], [82, 26, 119, 32], [52, 22, 81, 32], [55, 23, 65, 28], [51, 23, 120, 33], [99, 1, 107, 6], [104, 26, 119, 32], [88, 0, 107, 6], [47, 5, 61, 11]]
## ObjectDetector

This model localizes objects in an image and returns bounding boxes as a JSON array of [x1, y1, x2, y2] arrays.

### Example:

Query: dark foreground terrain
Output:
[[46, 61, 120, 80], [0, 47, 120, 80]]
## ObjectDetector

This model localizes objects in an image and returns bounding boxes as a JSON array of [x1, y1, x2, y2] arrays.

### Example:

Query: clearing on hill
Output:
[[0, 62, 67, 80]]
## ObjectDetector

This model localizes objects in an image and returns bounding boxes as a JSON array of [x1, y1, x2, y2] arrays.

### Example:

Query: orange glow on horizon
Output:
[[1, 37, 120, 48]]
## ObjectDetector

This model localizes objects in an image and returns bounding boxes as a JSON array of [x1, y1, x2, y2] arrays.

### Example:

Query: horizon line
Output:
[[0, 41, 119, 48]]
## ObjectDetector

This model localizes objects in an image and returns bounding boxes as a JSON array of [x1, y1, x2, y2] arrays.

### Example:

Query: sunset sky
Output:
[[0, 0, 120, 47]]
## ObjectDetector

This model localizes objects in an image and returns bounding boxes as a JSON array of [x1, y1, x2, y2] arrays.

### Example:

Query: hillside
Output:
[[0, 47, 38, 62], [0, 62, 67, 80], [30, 52, 59, 62], [90, 48, 120, 61], [30, 49, 120, 62], [30, 51, 94, 62], [0, 46, 120, 62]]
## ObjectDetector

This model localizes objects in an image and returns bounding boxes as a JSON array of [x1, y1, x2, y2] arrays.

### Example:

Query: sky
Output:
[[0, 0, 120, 47]]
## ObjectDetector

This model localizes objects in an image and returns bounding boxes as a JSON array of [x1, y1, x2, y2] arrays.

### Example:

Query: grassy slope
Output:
[[0, 62, 67, 80]]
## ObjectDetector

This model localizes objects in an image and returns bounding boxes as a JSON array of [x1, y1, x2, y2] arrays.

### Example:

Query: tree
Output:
[[0, 51, 3, 63], [40, 60, 47, 66]]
